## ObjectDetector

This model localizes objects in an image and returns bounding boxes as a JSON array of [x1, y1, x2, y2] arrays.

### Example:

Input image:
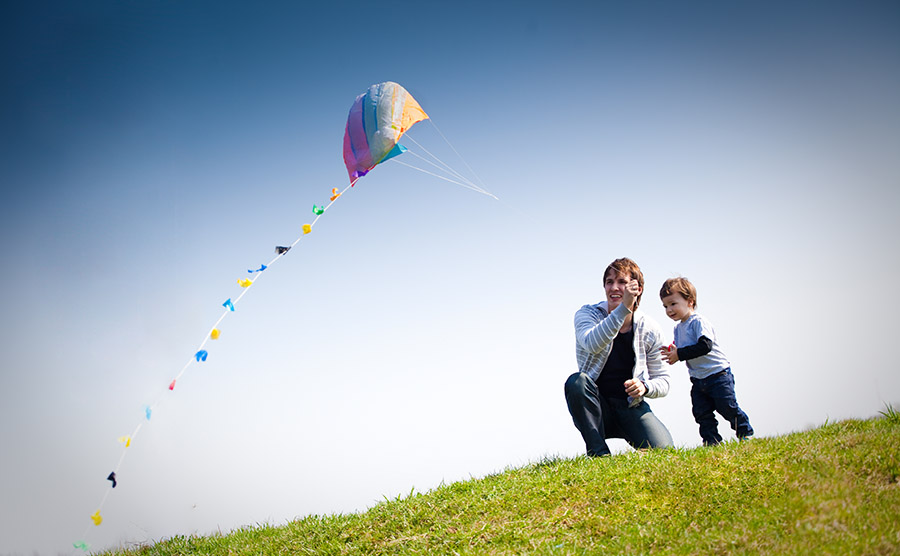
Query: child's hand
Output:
[[661, 344, 679, 365]]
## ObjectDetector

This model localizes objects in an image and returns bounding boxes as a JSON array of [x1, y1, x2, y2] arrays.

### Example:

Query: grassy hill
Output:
[[103, 410, 900, 555]]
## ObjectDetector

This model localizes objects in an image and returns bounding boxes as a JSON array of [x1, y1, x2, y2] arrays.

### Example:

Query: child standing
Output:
[[659, 277, 753, 445]]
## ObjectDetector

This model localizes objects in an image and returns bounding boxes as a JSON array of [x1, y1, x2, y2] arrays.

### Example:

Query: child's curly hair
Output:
[[659, 277, 697, 308]]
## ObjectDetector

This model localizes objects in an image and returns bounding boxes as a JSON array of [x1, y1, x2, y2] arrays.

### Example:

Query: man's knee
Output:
[[564, 372, 588, 396]]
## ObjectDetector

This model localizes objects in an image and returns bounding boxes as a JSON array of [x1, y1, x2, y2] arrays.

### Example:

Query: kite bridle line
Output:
[[395, 122, 498, 200], [391, 156, 495, 198], [395, 126, 543, 239], [423, 118, 494, 199], [73, 179, 356, 553], [399, 137, 474, 189]]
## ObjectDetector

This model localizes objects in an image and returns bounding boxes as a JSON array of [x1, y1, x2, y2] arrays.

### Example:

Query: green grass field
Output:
[[102, 409, 900, 555]]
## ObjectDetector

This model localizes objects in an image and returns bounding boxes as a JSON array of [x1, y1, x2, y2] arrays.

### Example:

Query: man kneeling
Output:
[[564, 257, 673, 457]]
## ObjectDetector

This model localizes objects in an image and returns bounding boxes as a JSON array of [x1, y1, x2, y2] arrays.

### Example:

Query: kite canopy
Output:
[[342, 81, 429, 183]]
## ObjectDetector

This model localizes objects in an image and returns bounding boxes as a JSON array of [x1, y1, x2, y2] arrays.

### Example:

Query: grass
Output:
[[101, 412, 900, 555]]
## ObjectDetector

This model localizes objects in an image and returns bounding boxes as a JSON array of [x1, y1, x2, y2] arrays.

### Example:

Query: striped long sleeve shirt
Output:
[[574, 301, 670, 400]]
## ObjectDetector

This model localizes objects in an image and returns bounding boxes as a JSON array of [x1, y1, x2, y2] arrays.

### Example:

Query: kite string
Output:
[[75, 181, 356, 553], [167, 180, 355, 389], [161, 182, 354, 397], [78, 120, 480, 551], [77, 91, 486, 552]]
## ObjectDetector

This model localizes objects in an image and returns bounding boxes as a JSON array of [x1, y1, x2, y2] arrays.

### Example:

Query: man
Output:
[[565, 257, 673, 457]]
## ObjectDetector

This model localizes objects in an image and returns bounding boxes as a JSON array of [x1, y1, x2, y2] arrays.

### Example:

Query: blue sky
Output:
[[2, 1, 900, 553]]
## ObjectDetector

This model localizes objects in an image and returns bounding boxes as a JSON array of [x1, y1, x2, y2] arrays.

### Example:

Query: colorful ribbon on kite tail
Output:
[[76, 82, 439, 552], [73, 182, 353, 552]]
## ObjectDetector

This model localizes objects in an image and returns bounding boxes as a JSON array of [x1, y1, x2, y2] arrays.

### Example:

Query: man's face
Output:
[[604, 271, 639, 311]]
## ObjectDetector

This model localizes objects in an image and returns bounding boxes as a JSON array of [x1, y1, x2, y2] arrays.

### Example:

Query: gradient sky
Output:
[[2, 1, 899, 554]]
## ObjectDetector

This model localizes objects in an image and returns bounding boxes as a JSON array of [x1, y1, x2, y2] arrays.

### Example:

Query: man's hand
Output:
[[622, 279, 641, 311], [624, 378, 646, 398]]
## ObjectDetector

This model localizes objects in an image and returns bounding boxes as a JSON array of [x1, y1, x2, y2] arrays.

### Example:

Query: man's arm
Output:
[[643, 324, 670, 398], [574, 303, 630, 354]]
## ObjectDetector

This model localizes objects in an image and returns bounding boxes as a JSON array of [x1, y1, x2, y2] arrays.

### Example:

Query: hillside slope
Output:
[[106, 412, 900, 555]]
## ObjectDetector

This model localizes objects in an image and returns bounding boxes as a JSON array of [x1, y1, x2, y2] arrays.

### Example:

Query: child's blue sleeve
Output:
[[694, 315, 717, 343]]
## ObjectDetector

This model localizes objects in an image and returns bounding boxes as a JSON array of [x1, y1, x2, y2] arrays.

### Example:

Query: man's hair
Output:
[[659, 276, 697, 308], [604, 257, 644, 309]]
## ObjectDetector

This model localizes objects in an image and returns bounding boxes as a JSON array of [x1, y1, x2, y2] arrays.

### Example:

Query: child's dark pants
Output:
[[690, 369, 753, 445]]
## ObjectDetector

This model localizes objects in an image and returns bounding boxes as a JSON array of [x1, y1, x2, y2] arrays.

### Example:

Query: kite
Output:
[[75, 81, 497, 552], [342, 81, 428, 183]]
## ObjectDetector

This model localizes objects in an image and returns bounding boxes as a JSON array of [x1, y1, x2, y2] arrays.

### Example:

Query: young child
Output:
[[659, 277, 753, 445]]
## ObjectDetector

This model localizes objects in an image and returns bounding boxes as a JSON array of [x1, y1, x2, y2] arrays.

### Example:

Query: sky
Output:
[[2, 0, 899, 553]]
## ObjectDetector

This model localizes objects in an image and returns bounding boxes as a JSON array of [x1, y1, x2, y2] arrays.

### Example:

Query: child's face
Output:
[[661, 293, 693, 322]]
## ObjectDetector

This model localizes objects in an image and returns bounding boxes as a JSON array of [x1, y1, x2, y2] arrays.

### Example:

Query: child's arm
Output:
[[664, 336, 713, 363]]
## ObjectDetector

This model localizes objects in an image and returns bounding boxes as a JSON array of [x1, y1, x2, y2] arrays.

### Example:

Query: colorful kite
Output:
[[74, 81, 496, 552], [342, 81, 429, 183]]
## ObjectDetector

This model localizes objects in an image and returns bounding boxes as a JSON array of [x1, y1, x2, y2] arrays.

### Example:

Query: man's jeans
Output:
[[690, 369, 754, 445], [565, 372, 673, 457]]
